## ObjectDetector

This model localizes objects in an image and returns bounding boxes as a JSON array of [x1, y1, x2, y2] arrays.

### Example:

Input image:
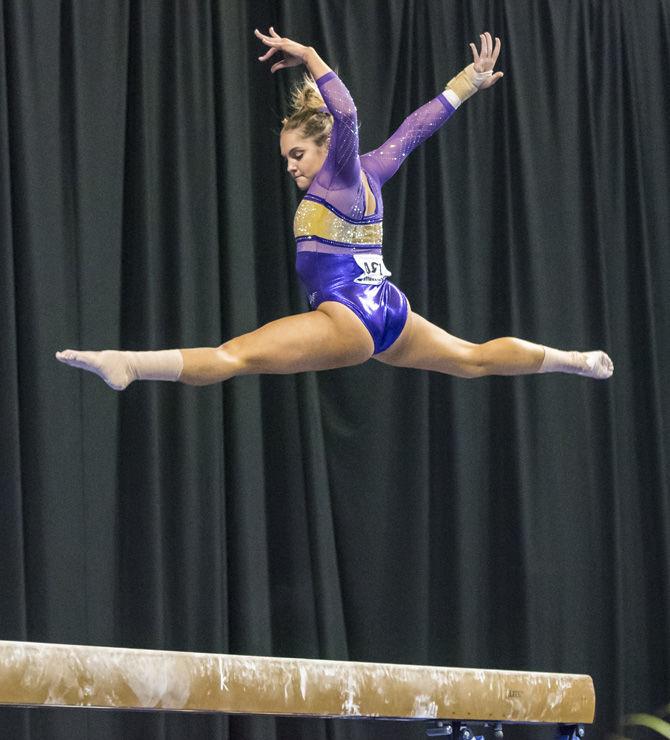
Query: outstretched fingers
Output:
[[255, 28, 276, 52], [254, 26, 306, 73], [474, 32, 491, 62], [254, 28, 282, 55], [470, 31, 502, 72], [469, 31, 503, 87]]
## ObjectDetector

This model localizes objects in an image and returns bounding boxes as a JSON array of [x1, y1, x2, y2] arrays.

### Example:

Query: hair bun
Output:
[[289, 74, 328, 116], [281, 74, 333, 147]]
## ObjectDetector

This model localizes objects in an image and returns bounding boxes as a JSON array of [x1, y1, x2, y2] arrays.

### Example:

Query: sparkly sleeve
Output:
[[314, 71, 361, 190], [361, 94, 456, 186]]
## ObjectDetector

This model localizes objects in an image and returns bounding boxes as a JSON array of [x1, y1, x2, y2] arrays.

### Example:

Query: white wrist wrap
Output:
[[472, 68, 493, 88]]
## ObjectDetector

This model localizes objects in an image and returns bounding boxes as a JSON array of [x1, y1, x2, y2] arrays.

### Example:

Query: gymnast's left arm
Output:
[[362, 32, 503, 186]]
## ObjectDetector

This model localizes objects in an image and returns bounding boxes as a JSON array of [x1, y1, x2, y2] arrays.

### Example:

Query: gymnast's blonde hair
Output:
[[282, 74, 333, 147]]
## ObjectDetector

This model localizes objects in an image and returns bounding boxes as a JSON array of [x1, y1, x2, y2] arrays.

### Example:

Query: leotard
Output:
[[294, 71, 457, 354]]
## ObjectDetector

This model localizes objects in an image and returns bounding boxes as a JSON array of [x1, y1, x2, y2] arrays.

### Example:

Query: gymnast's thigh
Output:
[[373, 308, 478, 373]]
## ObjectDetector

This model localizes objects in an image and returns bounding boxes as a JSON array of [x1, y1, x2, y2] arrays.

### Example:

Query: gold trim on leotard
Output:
[[294, 198, 383, 247]]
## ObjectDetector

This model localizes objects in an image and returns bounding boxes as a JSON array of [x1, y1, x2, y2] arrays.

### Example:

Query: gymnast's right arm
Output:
[[362, 31, 504, 187]]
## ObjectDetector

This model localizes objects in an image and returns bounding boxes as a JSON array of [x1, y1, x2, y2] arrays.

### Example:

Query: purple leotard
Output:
[[293, 71, 457, 353]]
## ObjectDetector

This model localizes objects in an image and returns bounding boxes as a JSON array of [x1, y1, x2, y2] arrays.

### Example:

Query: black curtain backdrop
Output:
[[1, 1, 669, 738]]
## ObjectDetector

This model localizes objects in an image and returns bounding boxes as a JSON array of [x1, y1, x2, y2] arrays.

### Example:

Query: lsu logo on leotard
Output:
[[353, 254, 392, 285]]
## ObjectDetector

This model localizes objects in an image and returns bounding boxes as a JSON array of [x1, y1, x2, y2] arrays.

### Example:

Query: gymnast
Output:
[[56, 28, 613, 389]]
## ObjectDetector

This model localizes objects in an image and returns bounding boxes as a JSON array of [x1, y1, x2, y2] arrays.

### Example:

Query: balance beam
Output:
[[0, 641, 595, 725]]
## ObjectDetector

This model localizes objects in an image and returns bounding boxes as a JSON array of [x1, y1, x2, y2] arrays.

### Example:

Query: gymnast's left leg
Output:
[[375, 309, 613, 379]]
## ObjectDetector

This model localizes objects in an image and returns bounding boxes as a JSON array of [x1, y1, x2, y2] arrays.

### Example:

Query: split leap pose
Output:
[[56, 29, 612, 390]]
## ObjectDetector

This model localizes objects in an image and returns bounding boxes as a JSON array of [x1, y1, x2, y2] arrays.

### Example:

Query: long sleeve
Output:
[[361, 94, 456, 187], [314, 71, 361, 191]]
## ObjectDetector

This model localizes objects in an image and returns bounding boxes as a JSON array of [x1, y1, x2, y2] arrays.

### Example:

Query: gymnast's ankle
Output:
[[55, 349, 183, 390]]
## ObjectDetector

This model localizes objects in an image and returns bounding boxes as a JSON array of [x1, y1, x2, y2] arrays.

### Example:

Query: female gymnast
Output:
[[56, 28, 613, 389]]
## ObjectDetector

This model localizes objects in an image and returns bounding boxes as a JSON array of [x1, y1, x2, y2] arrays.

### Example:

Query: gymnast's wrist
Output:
[[302, 47, 331, 80], [444, 63, 492, 108]]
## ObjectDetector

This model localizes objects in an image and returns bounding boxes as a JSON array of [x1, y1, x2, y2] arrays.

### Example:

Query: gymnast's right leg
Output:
[[56, 301, 374, 390]]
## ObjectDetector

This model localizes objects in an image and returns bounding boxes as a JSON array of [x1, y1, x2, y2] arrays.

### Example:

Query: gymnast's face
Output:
[[280, 128, 328, 190]]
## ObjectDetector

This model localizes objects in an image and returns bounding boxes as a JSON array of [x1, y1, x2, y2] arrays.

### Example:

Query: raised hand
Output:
[[255, 27, 310, 73], [469, 31, 504, 89]]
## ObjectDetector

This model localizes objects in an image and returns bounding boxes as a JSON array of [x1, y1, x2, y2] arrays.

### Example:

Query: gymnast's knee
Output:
[[456, 344, 491, 379], [215, 336, 251, 374]]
